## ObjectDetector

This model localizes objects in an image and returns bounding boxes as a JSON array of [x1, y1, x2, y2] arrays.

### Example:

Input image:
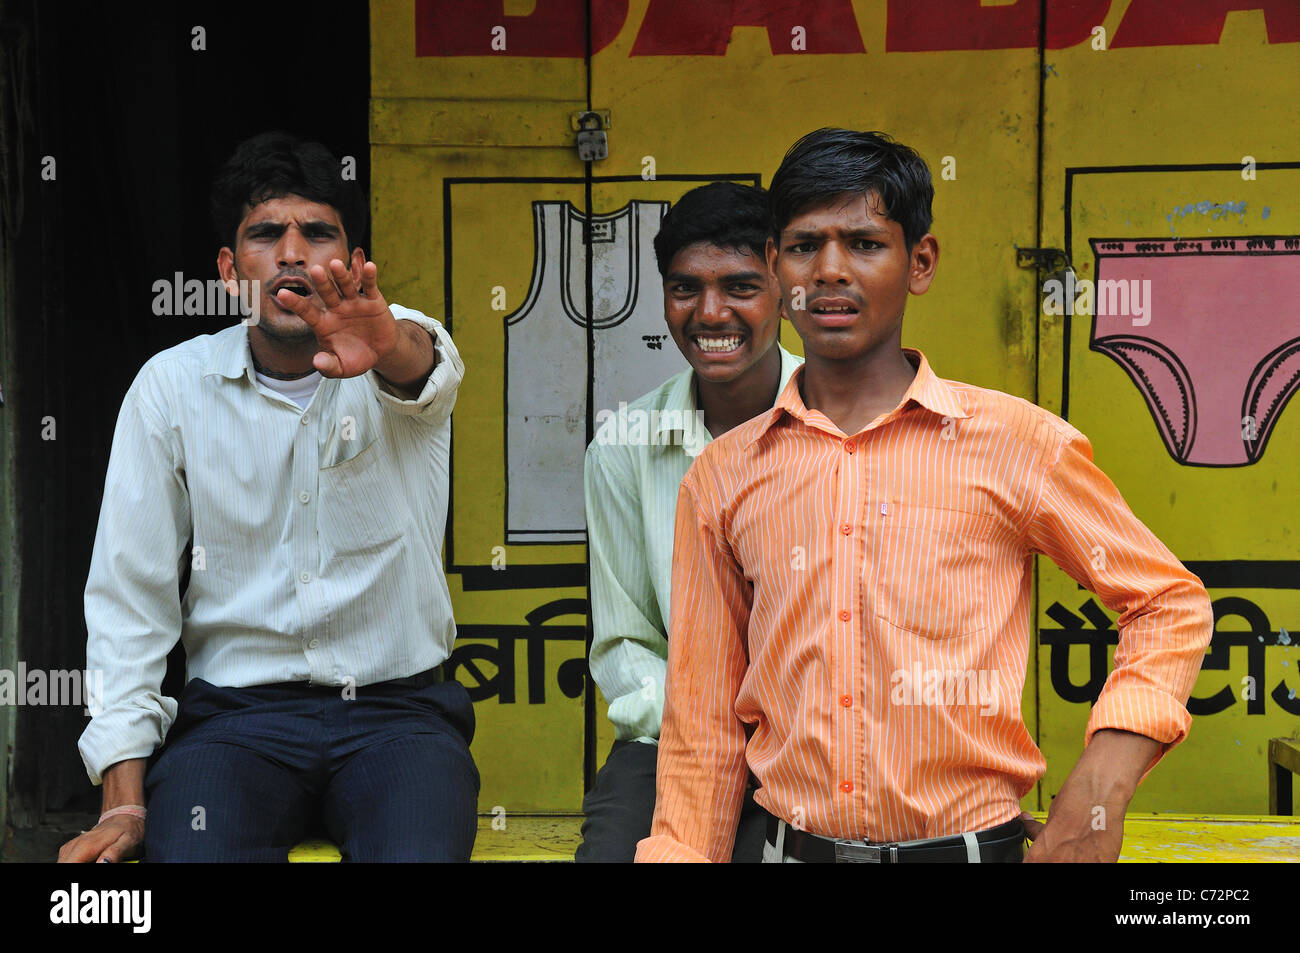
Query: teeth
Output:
[[814, 306, 855, 314], [695, 335, 742, 353]]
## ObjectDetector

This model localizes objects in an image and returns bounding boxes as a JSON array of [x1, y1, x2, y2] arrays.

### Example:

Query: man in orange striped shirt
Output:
[[635, 129, 1213, 863]]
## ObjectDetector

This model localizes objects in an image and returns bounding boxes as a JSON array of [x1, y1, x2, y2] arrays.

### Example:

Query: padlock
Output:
[[1043, 266, 1078, 316], [575, 112, 608, 162]]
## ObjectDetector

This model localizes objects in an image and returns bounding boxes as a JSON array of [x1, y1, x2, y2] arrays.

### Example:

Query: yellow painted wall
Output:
[[371, 0, 1300, 817], [1035, 1, 1300, 814]]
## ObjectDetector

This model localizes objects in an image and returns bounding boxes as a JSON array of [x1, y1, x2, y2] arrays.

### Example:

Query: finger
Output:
[[96, 830, 140, 864], [57, 836, 84, 863], [358, 261, 379, 298], [308, 262, 343, 309], [96, 835, 126, 864], [313, 349, 343, 378], [275, 287, 324, 328], [1019, 812, 1045, 841], [330, 258, 359, 299], [58, 829, 113, 863]]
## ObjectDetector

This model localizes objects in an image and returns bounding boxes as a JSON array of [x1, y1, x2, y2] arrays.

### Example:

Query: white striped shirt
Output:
[[78, 305, 462, 784]]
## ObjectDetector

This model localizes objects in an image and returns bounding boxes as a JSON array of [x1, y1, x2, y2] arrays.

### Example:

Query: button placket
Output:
[[859, 440, 881, 832], [292, 389, 327, 675], [834, 433, 864, 815]]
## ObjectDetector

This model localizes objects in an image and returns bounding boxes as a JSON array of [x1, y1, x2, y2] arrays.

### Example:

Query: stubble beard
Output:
[[257, 309, 318, 344]]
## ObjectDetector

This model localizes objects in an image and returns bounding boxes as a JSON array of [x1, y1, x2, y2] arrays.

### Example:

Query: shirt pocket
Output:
[[317, 439, 407, 556], [871, 505, 994, 640]]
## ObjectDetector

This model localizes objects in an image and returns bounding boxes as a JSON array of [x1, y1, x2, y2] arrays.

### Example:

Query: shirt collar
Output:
[[746, 348, 970, 448], [202, 323, 255, 381], [656, 344, 803, 457]]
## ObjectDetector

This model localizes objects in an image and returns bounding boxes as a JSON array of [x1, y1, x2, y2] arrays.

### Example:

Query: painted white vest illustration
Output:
[[505, 200, 685, 543]]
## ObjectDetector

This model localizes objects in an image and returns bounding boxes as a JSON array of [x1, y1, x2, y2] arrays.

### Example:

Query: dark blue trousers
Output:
[[143, 678, 479, 862]]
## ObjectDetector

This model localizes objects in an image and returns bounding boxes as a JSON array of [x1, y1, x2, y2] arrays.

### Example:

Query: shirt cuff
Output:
[[605, 692, 665, 743], [77, 694, 178, 785], [1084, 684, 1194, 779], [369, 304, 464, 422], [635, 835, 714, 863]]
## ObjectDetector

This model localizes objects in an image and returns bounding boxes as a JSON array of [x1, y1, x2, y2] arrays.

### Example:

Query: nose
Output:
[[696, 286, 731, 325], [275, 226, 308, 268], [813, 240, 850, 285]]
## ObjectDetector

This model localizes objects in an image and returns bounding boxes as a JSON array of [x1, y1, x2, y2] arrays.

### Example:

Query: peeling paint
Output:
[[1165, 199, 1252, 238]]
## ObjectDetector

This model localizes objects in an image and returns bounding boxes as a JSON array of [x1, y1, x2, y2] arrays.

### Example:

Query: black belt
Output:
[[378, 666, 445, 689], [767, 815, 1025, 863]]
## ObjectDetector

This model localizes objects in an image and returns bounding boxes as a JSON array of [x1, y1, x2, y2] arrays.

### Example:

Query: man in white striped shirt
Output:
[[578, 183, 802, 861], [58, 133, 476, 863]]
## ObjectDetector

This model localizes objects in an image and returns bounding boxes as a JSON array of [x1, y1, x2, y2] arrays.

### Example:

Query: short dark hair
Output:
[[209, 131, 367, 253], [653, 181, 770, 277], [768, 128, 934, 250]]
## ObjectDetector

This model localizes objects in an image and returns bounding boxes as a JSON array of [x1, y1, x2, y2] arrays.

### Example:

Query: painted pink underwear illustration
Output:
[[1089, 237, 1300, 467]]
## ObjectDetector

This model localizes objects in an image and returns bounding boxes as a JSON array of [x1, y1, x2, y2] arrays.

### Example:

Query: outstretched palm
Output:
[[275, 258, 397, 378]]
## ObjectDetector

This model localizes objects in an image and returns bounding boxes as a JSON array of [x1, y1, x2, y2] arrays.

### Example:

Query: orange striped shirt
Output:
[[635, 349, 1212, 863]]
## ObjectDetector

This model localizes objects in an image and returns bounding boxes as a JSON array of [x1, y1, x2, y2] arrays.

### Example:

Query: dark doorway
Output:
[[1, 0, 370, 832]]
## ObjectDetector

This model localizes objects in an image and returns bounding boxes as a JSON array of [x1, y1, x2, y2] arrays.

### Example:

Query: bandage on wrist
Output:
[[99, 805, 147, 824]]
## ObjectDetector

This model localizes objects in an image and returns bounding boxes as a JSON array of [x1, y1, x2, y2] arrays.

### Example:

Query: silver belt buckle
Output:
[[833, 839, 890, 863]]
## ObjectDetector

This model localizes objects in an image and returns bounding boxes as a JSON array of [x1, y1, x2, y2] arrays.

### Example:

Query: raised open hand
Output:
[[274, 259, 397, 379]]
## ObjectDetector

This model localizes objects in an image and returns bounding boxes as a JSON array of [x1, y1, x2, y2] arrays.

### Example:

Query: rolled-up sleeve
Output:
[[1025, 428, 1214, 772], [79, 379, 189, 785], [370, 304, 464, 425]]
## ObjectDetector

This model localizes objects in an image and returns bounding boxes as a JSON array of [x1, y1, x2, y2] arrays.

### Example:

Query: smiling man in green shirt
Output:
[[578, 182, 802, 862]]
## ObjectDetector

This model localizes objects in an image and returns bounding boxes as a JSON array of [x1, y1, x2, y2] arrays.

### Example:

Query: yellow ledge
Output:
[[285, 812, 1300, 863]]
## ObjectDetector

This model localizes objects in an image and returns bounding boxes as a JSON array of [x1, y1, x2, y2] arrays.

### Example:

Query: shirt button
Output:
[[840, 694, 852, 708], [299, 571, 311, 583], [844, 443, 855, 454], [299, 491, 310, 504], [840, 780, 854, 793], [840, 523, 851, 535], [300, 414, 310, 426], [838, 609, 851, 622], [308, 639, 320, 649]]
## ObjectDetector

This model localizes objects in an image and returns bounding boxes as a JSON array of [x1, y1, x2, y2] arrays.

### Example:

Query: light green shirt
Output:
[[584, 345, 802, 744]]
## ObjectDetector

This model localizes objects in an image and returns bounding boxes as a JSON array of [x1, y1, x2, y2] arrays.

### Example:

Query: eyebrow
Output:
[[242, 219, 342, 238], [785, 225, 892, 241], [666, 270, 766, 284]]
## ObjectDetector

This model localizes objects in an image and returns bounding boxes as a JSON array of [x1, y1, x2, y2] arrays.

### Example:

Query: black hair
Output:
[[209, 131, 367, 253], [768, 128, 933, 250], [653, 181, 770, 277]]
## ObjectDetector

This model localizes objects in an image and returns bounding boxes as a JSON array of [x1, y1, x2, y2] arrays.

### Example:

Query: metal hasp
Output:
[[1015, 247, 1071, 273], [1016, 247, 1073, 300]]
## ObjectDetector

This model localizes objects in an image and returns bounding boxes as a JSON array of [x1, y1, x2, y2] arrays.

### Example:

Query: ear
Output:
[[216, 247, 238, 291], [766, 236, 779, 280], [349, 247, 365, 282], [907, 234, 939, 295]]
